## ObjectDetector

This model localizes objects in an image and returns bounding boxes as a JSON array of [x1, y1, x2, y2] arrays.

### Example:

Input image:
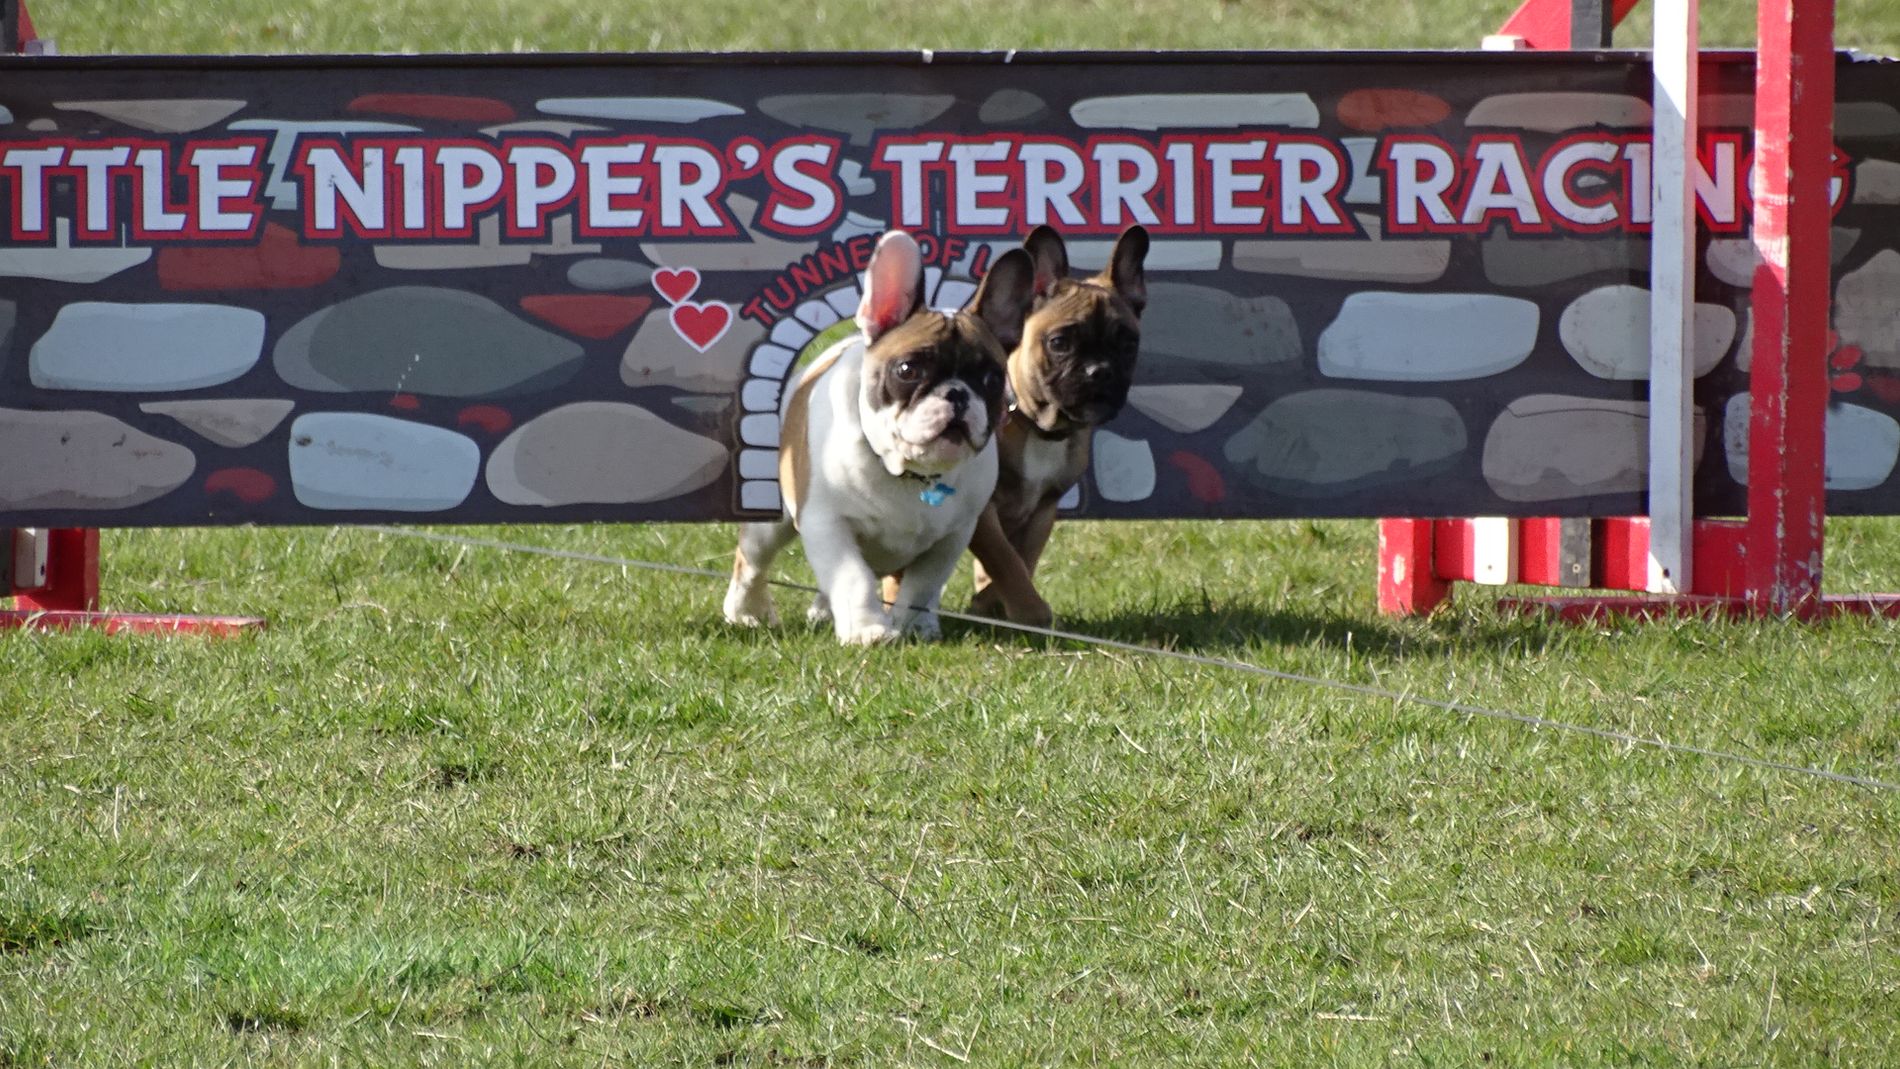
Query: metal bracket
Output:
[[1572, 0, 1614, 48], [1556, 518, 1592, 587], [7, 528, 49, 594]]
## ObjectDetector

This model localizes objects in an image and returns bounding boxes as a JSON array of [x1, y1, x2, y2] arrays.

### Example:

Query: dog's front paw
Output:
[[723, 583, 779, 628], [806, 593, 833, 627], [897, 610, 942, 642], [1007, 595, 1054, 630], [967, 585, 1007, 620], [836, 612, 900, 646]]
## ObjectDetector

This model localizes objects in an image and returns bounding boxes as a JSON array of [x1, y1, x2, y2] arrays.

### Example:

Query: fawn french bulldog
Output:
[[965, 224, 1149, 627], [724, 230, 1036, 645]]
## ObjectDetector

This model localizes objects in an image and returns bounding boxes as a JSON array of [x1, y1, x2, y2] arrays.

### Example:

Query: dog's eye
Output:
[[894, 360, 925, 384], [977, 364, 1003, 391], [1046, 331, 1075, 356]]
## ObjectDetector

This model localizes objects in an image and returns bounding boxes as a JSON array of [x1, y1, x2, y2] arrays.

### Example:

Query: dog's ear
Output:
[[1099, 225, 1149, 316], [964, 248, 1036, 353], [1023, 225, 1069, 299], [856, 231, 926, 342]]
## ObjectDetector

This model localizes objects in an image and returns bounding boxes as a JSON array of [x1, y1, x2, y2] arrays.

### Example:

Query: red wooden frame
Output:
[[1377, 0, 1900, 622], [1496, 0, 1642, 49]]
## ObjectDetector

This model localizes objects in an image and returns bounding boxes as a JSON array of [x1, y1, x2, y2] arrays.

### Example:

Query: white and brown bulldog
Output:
[[724, 230, 1036, 645], [964, 224, 1149, 627]]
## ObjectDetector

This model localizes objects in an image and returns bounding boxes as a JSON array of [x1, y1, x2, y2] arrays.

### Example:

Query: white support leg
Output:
[[1648, 0, 1699, 594], [1470, 517, 1519, 586]]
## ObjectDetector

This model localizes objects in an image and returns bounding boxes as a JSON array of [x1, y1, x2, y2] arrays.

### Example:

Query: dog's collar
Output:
[[1009, 405, 1076, 442], [893, 467, 957, 507]]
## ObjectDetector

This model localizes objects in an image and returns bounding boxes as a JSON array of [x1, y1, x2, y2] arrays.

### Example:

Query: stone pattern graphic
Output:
[[4, 54, 1900, 528]]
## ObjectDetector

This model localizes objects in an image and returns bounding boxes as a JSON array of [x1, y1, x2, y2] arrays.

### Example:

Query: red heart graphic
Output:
[[653, 266, 701, 305], [670, 301, 732, 353]]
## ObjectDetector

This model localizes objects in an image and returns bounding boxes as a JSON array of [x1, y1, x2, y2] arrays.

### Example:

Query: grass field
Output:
[[8, 2, 1900, 1066]]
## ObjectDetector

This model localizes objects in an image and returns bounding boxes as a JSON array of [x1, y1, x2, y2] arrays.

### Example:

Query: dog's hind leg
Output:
[[967, 504, 1053, 627], [724, 519, 795, 627]]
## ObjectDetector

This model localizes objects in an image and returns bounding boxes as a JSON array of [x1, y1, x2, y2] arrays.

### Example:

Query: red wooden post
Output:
[[1744, 0, 1835, 617], [1377, 519, 1451, 615], [14, 528, 100, 612]]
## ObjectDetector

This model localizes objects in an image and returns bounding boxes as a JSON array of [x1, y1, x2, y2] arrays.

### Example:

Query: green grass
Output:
[[3, 520, 1897, 1065], [8, 1, 1900, 1065], [33, 0, 1900, 55]]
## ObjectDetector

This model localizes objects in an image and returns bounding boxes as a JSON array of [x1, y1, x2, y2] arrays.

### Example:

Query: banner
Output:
[[2, 51, 1898, 527]]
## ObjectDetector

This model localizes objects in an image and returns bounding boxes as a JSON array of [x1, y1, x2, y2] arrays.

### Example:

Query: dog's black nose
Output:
[[1086, 363, 1115, 385], [945, 387, 969, 411]]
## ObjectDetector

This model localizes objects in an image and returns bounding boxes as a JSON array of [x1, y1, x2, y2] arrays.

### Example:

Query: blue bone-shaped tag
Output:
[[919, 481, 957, 507]]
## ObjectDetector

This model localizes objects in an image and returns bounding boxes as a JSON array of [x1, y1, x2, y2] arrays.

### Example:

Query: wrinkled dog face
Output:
[[1014, 225, 1149, 434], [862, 314, 1009, 475], [853, 234, 1036, 477], [1025, 295, 1141, 427]]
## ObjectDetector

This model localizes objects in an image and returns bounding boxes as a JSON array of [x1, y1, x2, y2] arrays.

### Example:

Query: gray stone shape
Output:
[[1854, 159, 1900, 204], [1557, 285, 1737, 380], [31, 302, 265, 392], [622, 306, 765, 393], [1724, 394, 1899, 491], [0, 408, 195, 510], [1318, 292, 1539, 382], [1136, 281, 1302, 384], [274, 287, 585, 397], [566, 258, 653, 292], [978, 89, 1048, 124], [757, 93, 954, 146], [487, 402, 728, 506], [1834, 102, 1900, 139], [1484, 395, 1705, 502], [1233, 215, 1448, 284], [1482, 233, 1642, 287], [1706, 227, 1859, 288], [288, 413, 479, 512], [1833, 248, 1900, 370], [1222, 390, 1467, 498], [139, 399, 295, 448], [672, 395, 733, 418]]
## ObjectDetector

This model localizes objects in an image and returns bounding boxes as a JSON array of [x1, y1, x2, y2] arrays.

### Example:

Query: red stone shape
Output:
[[157, 222, 340, 291], [389, 394, 421, 411], [519, 295, 653, 340], [1867, 374, 1900, 405], [457, 405, 514, 435], [1168, 450, 1226, 504], [1830, 344, 1863, 370], [1336, 88, 1452, 132], [1831, 372, 1864, 394], [347, 93, 516, 124], [205, 468, 276, 504]]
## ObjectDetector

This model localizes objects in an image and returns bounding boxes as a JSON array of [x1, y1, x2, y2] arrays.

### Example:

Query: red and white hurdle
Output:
[[1378, 0, 1900, 622]]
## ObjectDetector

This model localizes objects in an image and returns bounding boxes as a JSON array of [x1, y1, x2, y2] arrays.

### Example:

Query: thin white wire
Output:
[[363, 525, 1900, 794]]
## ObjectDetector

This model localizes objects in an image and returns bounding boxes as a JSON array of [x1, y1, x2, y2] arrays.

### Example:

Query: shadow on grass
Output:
[[943, 596, 1562, 660]]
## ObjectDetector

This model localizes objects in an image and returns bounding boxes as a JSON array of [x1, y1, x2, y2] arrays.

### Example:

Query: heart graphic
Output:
[[670, 300, 733, 353], [653, 266, 701, 305]]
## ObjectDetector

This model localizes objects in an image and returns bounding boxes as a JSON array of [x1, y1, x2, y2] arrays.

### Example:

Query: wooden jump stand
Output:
[[1379, 0, 1900, 622]]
